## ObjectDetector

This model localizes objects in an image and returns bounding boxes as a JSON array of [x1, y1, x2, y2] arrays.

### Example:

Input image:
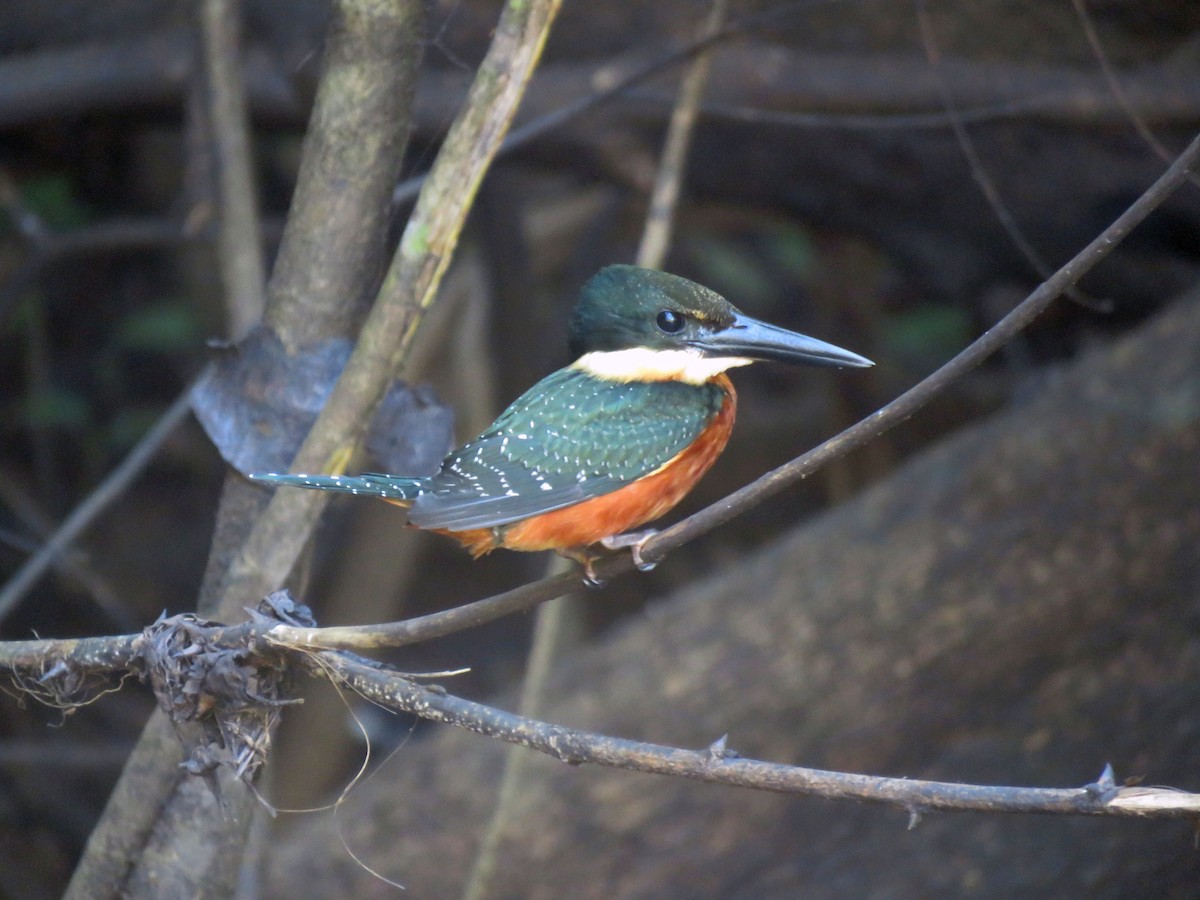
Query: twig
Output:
[[198, 0, 267, 337], [264, 567, 585, 650], [319, 652, 1200, 818], [637, 0, 727, 269], [0, 382, 198, 622], [912, 0, 1100, 310], [666, 94, 1096, 130], [1071, 0, 1200, 190]]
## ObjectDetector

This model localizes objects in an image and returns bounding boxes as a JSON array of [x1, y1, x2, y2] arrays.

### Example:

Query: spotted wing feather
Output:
[[407, 368, 726, 531], [249, 472, 425, 499]]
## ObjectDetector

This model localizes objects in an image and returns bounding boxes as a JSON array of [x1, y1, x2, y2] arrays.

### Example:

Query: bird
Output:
[[250, 265, 872, 577]]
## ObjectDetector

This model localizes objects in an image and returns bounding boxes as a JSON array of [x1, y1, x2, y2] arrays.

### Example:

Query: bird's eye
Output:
[[656, 309, 684, 333]]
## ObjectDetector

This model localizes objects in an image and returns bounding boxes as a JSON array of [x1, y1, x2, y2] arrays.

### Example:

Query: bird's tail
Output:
[[249, 472, 425, 501]]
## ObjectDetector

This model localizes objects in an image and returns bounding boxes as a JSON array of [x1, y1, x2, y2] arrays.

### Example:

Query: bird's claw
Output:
[[581, 562, 608, 589], [558, 547, 609, 588], [600, 529, 659, 572]]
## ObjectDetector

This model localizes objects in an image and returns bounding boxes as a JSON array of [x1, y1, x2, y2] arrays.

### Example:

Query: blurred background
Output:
[[1, 1, 1199, 895]]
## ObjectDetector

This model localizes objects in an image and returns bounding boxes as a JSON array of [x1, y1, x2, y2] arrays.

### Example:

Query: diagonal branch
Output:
[[635, 126, 1200, 565], [0, 383, 198, 622], [258, 127, 1200, 651], [216, 0, 563, 617]]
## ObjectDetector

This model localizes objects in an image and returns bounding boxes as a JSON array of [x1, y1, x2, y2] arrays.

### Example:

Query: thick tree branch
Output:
[[64, 2, 427, 896], [217, 0, 562, 618]]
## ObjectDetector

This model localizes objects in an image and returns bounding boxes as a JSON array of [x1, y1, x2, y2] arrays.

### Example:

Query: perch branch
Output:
[[635, 126, 1200, 565], [256, 125, 1200, 652]]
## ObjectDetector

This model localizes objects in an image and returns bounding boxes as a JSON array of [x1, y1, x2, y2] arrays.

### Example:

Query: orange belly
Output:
[[445, 375, 737, 556]]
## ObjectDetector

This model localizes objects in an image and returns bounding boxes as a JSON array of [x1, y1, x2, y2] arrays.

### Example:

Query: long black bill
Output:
[[691, 312, 874, 369]]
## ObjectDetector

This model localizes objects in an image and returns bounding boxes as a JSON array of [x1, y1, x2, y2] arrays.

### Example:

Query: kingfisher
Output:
[[251, 266, 871, 576]]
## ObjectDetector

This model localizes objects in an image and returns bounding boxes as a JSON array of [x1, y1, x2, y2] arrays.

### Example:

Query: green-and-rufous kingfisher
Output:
[[251, 265, 872, 575]]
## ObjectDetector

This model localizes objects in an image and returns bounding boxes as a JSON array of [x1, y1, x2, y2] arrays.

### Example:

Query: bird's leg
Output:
[[555, 546, 609, 588], [599, 529, 659, 572], [556, 530, 661, 586]]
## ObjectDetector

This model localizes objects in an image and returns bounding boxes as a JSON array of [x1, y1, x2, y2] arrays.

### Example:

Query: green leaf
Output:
[[17, 175, 92, 230], [105, 405, 166, 452], [113, 301, 202, 353], [883, 305, 974, 367], [22, 385, 92, 431]]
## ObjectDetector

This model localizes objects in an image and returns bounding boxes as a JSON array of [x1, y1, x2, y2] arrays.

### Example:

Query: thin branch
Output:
[[669, 94, 1098, 130], [1071, 0, 1200, 191], [318, 652, 1200, 819], [0, 468, 136, 630], [0, 382, 198, 622], [198, 0, 267, 337], [912, 0, 1100, 310], [264, 567, 586, 650], [637, 126, 1200, 565], [637, 0, 728, 269]]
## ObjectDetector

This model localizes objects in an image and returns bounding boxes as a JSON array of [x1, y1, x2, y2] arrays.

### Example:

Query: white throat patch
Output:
[[571, 348, 753, 384]]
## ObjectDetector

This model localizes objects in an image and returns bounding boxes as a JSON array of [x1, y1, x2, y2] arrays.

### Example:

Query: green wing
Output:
[[407, 368, 726, 531]]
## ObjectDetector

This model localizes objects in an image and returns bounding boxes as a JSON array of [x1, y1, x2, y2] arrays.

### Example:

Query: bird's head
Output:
[[568, 265, 872, 384]]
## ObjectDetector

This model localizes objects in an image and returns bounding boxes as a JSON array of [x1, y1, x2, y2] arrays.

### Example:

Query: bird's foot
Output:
[[600, 529, 659, 572], [557, 547, 609, 588]]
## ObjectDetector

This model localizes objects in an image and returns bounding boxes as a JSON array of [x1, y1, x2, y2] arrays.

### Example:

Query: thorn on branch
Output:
[[1085, 762, 1118, 801], [707, 733, 738, 763]]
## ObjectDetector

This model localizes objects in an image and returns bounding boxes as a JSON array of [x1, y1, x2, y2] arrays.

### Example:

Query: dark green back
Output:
[[407, 367, 727, 531]]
